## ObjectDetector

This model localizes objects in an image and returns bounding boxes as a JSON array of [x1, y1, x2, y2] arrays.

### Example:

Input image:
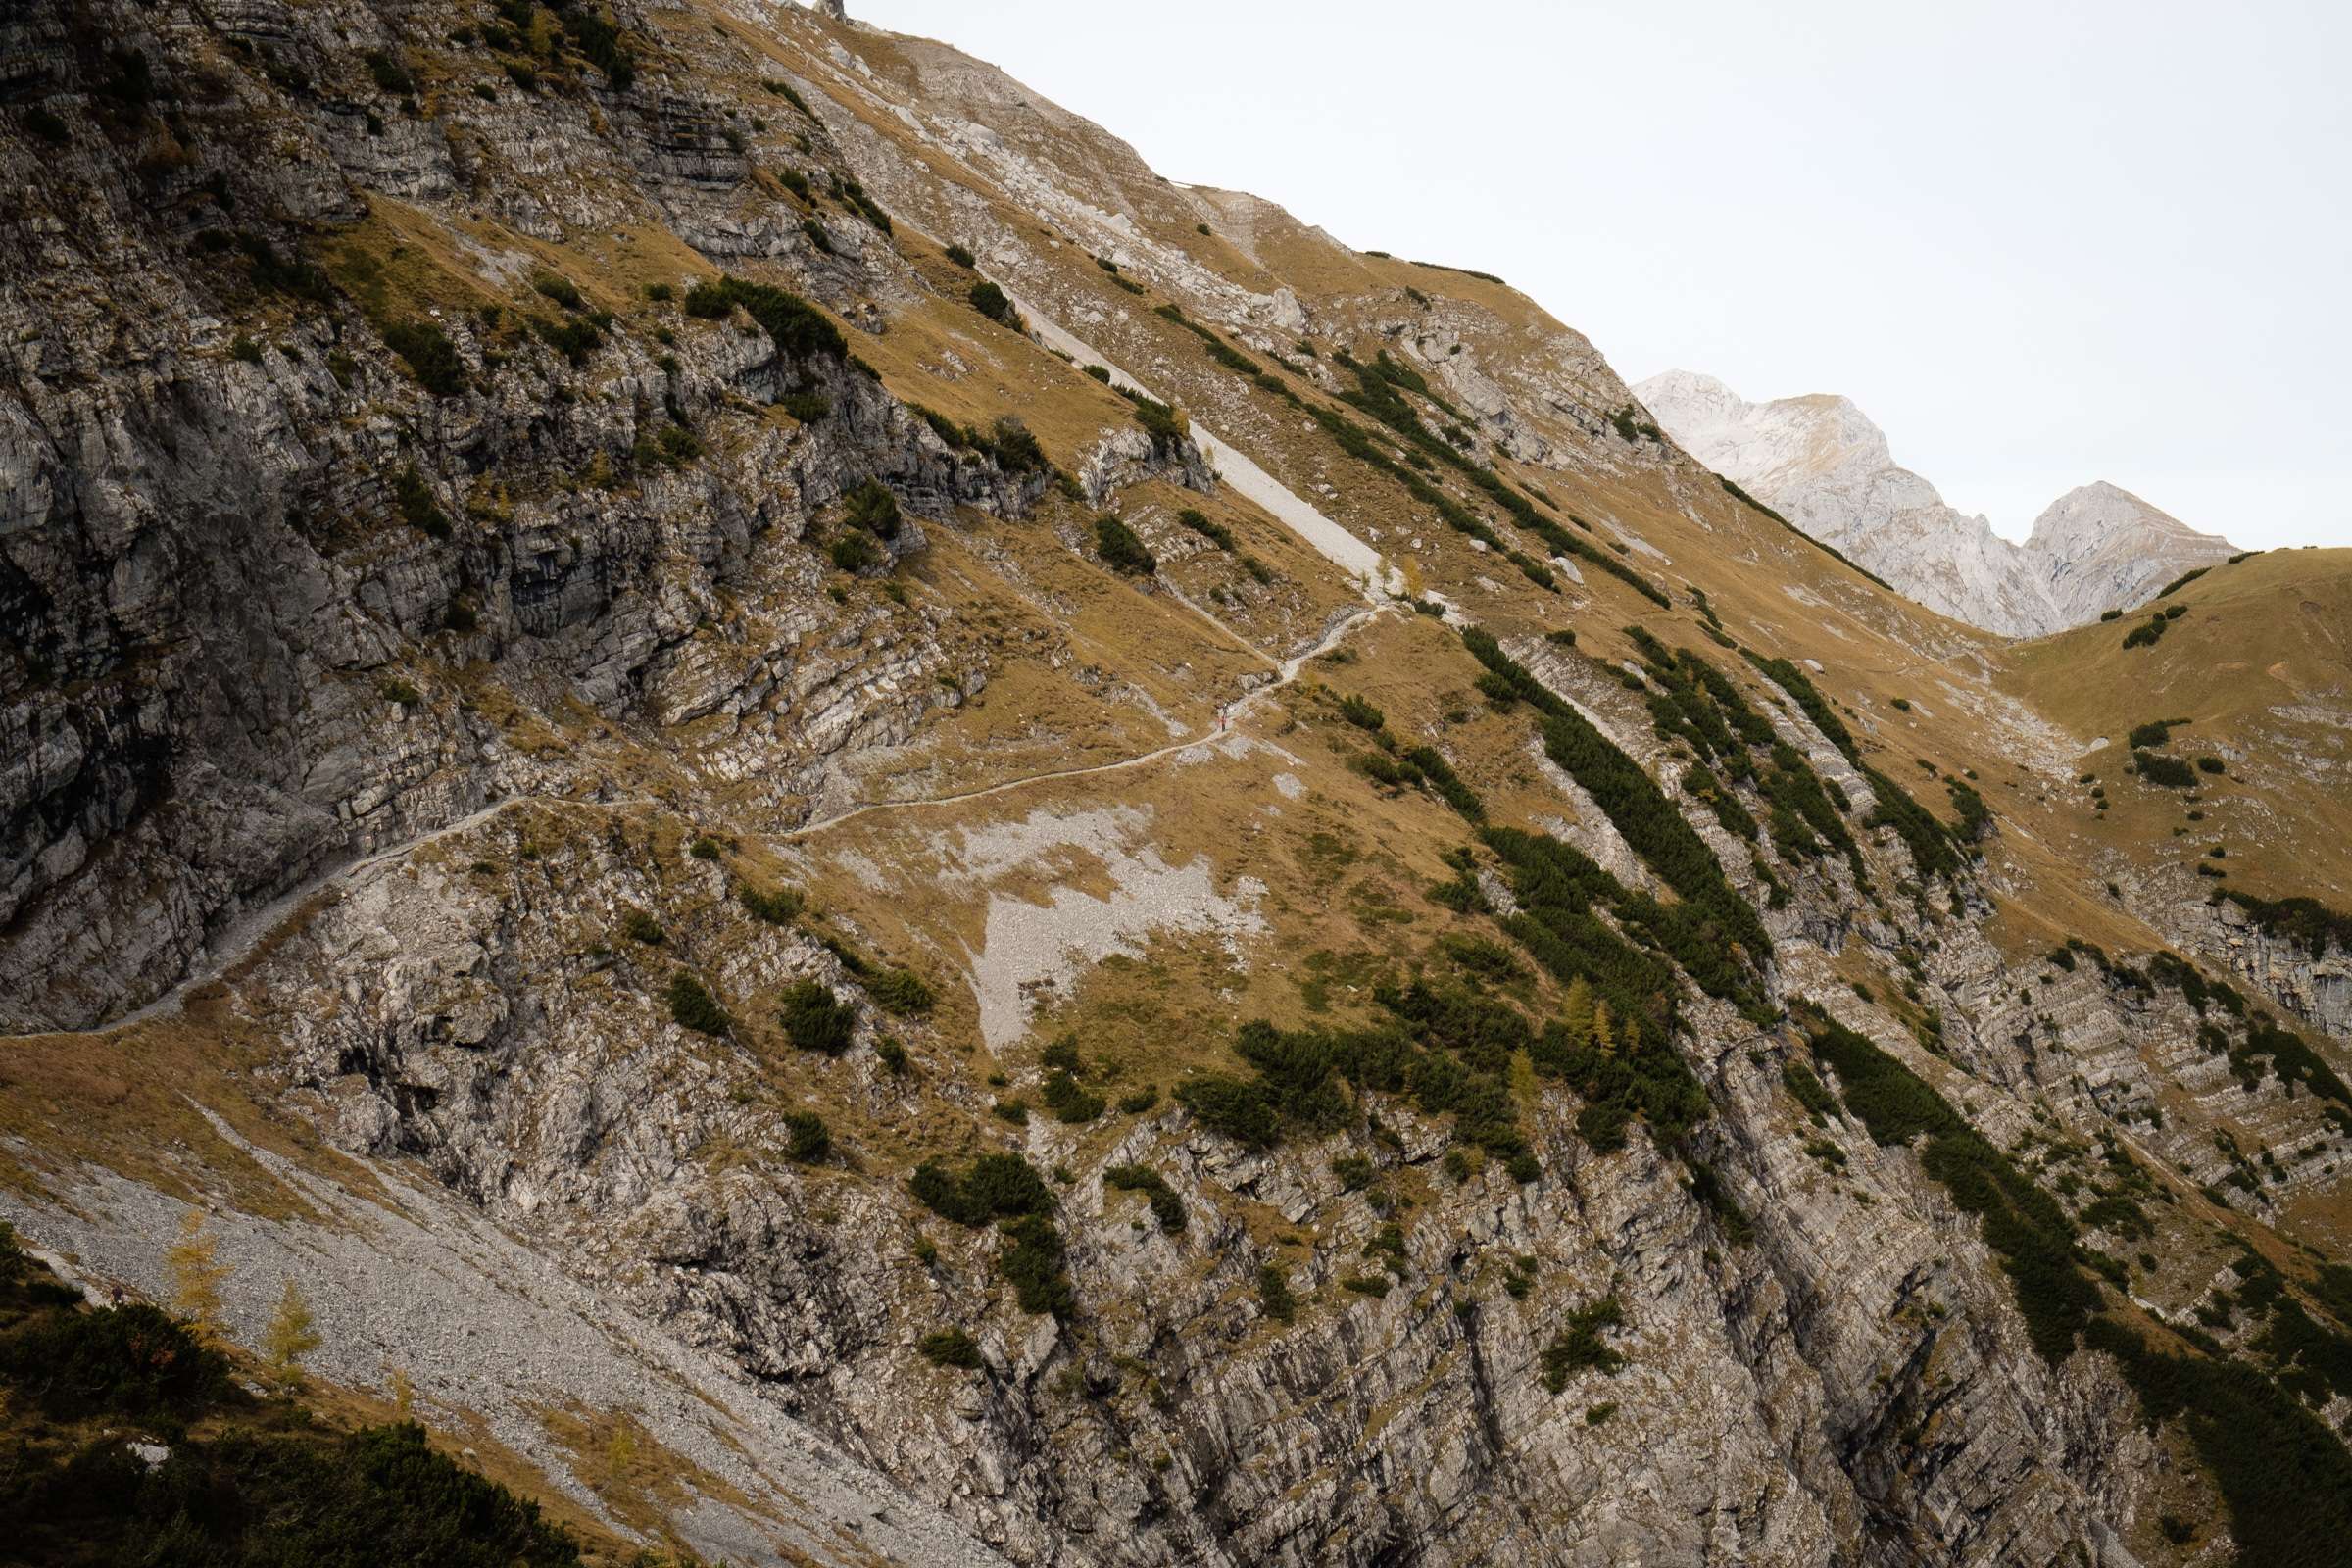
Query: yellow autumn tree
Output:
[[1591, 998, 1616, 1057], [606, 1419, 637, 1482], [1561, 977, 1596, 1044], [389, 1365, 416, 1420], [165, 1209, 232, 1341], [263, 1278, 323, 1389]]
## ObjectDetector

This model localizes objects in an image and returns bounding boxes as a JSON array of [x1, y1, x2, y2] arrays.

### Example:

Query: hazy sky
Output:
[[847, 0, 2345, 550]]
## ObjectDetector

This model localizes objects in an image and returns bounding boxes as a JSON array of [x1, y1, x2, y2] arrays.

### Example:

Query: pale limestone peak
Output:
[[2023, 481, 2239, 624], [1636, 371, 2231, 636]]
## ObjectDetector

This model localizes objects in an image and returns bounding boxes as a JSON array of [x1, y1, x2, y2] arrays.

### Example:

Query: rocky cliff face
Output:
[[4, 5, 2350, 1568], [1635, 371, 2235, 637], [2024, 482, 2242, 629]]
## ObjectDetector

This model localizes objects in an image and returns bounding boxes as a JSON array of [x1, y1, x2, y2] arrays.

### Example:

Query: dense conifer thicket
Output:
[[0, 1231, 581, 1566], [1465, 630, 1773, 999]]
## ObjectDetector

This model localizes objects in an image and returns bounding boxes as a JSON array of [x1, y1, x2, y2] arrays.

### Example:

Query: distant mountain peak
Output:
[[2029, 480, 2207, 550], [2022, 481, 2237, 623], [1635, 370, 2235, 636]]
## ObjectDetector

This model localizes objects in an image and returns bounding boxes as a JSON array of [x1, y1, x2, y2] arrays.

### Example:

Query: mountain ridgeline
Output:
[[1636, 369, 2241, 637], [3, 3, 2350, 1567]]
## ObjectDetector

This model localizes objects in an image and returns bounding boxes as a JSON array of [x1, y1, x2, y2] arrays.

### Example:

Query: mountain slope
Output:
[[3, 4, 2350, 1567], [1635, 370, 2237, 636]]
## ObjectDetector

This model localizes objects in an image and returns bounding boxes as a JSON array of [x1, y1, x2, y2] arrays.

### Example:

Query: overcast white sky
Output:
[[847, 0, 2345, 550]]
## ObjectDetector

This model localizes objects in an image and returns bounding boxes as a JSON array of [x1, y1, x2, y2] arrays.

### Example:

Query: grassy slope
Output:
[[1999, 548, 2352, 909]]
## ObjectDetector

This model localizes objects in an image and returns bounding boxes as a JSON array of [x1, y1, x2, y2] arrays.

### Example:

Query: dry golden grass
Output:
[[536, 1400, 780, 1559], [1999, 548, 2352, 908], [0, 1010, 363, 1222]]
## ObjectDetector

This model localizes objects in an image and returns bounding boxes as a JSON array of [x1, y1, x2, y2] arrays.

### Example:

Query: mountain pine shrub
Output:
[[999, 1214, 1074, 1317], [1257, 1264, 1298, 1323], [1103, 1165, 1186, 1232], [843, 479, 901, 539], [968, 280, 1017, 325], [1542, 1296, 1626, 1391], [0, 1298, 229, 1418], [918, 1327, 982, 1368], [667, 971, 731, 1037], [1119, 388, 1187, 454], [1041, 1070, 1104, 1124], [685, 275, 847, 361], [829, 531, 880, 573], [837, 176, 892, 232], [869, 967, 933, 1015], [738, 883, 803, 924], [1094, 515, 1155, 575], [783, 1109, 831, 1163], [2134, 750, 2196, 788], [779, 980, 856, 1054], [531, 273, 585, 311], [910, 1154, 1054, 1226], [382, 319, 467, 395], [1177, 508, 1234, 549]]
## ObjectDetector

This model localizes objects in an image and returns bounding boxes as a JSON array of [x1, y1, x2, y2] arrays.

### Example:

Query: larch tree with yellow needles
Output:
[[165, 1209, 232, 1342], [263, 1278, 323, 1389]]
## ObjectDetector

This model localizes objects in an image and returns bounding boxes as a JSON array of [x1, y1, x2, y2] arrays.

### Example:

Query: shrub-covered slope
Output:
[[4, 4, 2352, 1567]]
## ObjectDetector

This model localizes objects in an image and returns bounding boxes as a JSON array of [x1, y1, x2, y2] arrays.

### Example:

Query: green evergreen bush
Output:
[[666, 971, 731, 1037], [918, 1328, 982, 1368], [1093, 515, 1156, 575], [778, 980, 856, 1054], [968, 280, 1017, 325]]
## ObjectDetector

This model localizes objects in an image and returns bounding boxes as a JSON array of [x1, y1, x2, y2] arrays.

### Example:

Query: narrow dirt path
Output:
[[14, 598, 1385, 1043], [7, 795, 631, 1042], [779, 600, 1386, 841], [775, 294, 1414, 840], [16, 303, 1399, 1042]]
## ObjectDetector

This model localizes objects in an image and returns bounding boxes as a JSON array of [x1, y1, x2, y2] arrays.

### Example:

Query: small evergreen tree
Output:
[[783, 1109, 831, 1163], [1094, 515, 1156, 576], [968, 279, 1018, 326], [779, 979, 856, 1054], [264, 1278, 324, 1389], [667, 970, 733, 1037], [829, 530, 881, 573], [844, 478, 901, 539]]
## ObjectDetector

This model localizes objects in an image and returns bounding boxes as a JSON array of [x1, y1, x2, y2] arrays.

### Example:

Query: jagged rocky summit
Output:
[[1635, 370, 2237, 637]]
